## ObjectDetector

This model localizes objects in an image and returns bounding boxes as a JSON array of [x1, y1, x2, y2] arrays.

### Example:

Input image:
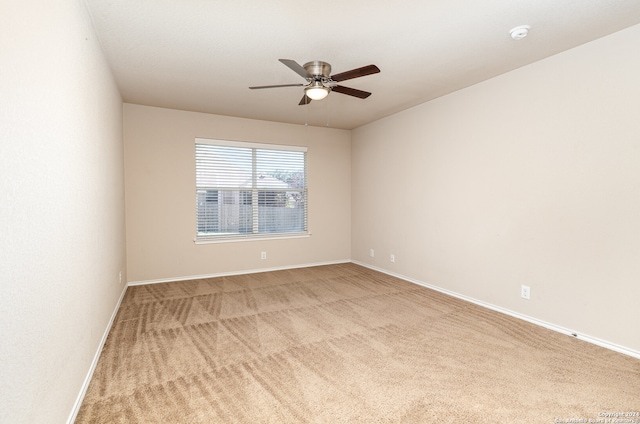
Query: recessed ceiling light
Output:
[[509, 25, 530, 40]]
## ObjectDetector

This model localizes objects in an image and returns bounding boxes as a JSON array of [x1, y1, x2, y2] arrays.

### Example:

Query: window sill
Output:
[[194, 232, 311, 244]]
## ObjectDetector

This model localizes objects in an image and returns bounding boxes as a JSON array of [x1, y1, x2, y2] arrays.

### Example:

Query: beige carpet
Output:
[[76, 263, 640, 423]]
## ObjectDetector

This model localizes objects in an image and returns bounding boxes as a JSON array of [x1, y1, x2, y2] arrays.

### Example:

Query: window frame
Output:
[[194, 138, 309, 244]]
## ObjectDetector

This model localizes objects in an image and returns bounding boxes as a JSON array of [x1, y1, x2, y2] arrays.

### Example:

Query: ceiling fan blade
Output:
[[331, 64, 380, 82], [332, 85, 372, 99], [279, 59, 311, 79], [298, 94, 312, 106], [249, 83, 304, 89]]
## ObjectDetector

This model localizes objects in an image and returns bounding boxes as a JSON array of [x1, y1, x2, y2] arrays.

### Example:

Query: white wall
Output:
[[0, 1, 126, 423], [352, 24, 640, 354], [124, 104, 351, 283]]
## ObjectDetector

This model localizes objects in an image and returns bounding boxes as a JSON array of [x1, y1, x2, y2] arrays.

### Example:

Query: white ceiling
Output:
[[84, 0, 640, 130]]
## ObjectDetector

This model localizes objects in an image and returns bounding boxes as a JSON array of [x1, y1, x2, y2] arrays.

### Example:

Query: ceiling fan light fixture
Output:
[[305, 81, 329, 100]]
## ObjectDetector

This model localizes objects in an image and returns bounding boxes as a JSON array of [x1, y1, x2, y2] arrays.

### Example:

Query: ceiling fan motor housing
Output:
[[303, 61, 332, 78]]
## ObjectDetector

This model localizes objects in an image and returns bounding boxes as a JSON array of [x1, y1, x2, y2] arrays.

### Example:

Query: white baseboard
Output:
[[351, 260, 640, 360], [66, 284, 128, 424], [127, 259, 352, 286]]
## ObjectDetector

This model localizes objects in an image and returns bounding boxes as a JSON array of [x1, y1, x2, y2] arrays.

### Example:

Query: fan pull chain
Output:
[[325, 98, 330, 127], [304, 96, 309, 127]]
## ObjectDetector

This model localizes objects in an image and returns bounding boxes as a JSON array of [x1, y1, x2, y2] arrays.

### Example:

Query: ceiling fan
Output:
[[249, 59, 380, 105]]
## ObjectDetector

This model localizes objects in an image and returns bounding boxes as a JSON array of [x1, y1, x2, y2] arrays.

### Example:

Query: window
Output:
[[195, 138, 308, 242]]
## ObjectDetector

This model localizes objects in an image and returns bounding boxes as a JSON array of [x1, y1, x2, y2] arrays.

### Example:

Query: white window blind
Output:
[[195, 138, 308, 242]]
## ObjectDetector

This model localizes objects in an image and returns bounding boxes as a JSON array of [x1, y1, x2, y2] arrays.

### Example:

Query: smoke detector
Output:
[[509, 25, 530, 40]]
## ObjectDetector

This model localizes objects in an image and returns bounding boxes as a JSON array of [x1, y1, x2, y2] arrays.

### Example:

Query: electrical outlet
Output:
[[261, 251, 267, 260], [390, 254, 395, 263], [521, 285, 530, 300], [369, 249, 374, 258]]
